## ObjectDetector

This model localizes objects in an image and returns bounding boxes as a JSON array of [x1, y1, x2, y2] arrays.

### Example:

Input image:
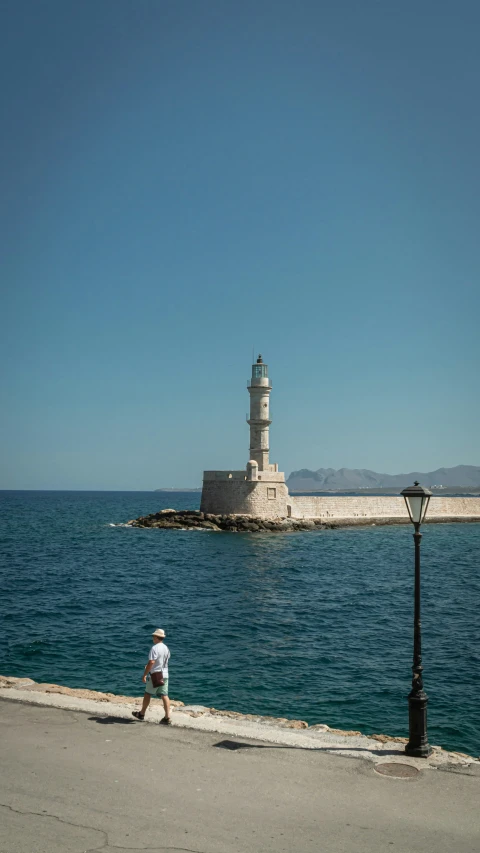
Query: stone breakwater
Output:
[[128, 509, 324, 531], [126, 508, 480, 531]]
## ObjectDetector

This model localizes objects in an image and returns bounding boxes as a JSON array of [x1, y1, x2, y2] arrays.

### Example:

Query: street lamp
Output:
[[401, 481, 433, 757]]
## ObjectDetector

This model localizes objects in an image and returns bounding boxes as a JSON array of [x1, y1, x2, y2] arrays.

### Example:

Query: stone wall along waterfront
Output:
[[288, 495, 480, 520]]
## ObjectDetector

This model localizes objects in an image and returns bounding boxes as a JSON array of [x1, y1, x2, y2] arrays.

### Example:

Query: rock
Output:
[[181, 705, 209, 713], [272, 521, 294, 531], [0, 676, 35, 688], [328, 728, 362, 736], [126, 509, 332, 533], [258, 715, 289, 724], [281, 720, 309, 729], [213, 710, 242, 718]]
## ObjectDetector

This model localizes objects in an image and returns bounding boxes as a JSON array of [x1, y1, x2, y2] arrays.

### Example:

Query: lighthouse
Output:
[[200, 354, 289, 517], [247, 354, 272, 471]]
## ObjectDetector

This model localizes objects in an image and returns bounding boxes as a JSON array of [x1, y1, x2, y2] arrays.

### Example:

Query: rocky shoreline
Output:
[[128, 508, 323, 531], [127, 508, 414, 532], [126, 508, 478, 531]]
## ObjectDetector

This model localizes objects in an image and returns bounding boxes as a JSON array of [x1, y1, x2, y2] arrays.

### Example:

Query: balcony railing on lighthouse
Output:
[[246, 413, 272, 422]]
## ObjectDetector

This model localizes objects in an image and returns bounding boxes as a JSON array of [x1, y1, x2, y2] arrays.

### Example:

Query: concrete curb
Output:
[[1, 676, 478, 772]]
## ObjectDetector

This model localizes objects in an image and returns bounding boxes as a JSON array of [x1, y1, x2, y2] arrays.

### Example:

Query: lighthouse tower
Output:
[[247, 354, 272, 471], [200, 354, 288, 517]]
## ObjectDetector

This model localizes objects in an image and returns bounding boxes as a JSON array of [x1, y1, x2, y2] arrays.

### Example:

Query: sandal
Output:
[[159, 717, 172, 725], [132, 711, 145, 721]]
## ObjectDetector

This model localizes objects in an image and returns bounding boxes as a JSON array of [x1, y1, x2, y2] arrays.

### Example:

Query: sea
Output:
[[0, 490, 479, 756]]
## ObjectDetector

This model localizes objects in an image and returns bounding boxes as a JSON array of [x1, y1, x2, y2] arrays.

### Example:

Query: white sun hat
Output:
[[152, 628, 166, 638]]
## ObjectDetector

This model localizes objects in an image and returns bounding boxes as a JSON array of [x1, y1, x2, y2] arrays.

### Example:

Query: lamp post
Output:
[[401, 481, 433, 758]]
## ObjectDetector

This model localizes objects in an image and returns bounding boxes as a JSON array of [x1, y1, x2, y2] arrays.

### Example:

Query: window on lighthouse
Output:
[[253, 364, 267, 378]]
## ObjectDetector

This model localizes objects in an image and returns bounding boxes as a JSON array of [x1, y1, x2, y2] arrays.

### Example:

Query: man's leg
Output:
[[162, 695, 171, 720], [140, 692, 151, 716]]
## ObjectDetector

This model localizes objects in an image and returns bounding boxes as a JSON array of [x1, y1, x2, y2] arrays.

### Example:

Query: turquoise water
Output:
[[0, 490, 479, 755]]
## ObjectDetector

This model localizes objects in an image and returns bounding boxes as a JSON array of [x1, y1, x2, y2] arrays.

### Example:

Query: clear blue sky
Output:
[[1, 0, 478, 489]]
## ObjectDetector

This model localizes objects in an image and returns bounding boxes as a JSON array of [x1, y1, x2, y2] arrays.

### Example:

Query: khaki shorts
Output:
[[145, 676, 169, 697]]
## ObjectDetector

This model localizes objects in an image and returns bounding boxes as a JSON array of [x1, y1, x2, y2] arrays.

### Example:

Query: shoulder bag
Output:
[[150, 650, 170, 688]]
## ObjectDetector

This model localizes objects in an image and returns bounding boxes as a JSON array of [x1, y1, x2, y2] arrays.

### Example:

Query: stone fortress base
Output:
[[200, 468, 290, 519]]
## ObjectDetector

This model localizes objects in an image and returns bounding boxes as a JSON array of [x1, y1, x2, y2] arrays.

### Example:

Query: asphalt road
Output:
[[0, 699, 478, 853]]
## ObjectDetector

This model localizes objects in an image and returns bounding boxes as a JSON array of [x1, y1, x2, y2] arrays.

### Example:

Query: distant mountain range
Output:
[[286, 465, 480, 492]]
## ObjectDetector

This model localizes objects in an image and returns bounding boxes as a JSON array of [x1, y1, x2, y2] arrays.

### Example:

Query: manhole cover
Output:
[[375, 763, 419, 778]]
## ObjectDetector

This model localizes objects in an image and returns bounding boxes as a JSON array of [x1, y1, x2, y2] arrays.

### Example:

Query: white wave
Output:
[[186, 527, 218, 532]]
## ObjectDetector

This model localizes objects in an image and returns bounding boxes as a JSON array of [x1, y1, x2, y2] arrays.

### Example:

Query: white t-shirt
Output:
[[149, 642, 170, 676]]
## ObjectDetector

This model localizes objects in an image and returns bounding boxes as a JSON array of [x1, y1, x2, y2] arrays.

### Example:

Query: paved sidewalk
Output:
[[1, 679, 477, 770], [1, 699, 479, 853]]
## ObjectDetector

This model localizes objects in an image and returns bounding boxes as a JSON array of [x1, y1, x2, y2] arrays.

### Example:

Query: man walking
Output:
[[132, 628, 171, 724]]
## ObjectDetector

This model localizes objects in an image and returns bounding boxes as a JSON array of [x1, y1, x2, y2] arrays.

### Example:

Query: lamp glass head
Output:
[[405, 495, 425, 524], [401, 481, 432, 525]]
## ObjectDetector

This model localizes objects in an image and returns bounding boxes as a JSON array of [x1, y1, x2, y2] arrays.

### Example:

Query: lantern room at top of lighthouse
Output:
[[249, 354, 271, 388]]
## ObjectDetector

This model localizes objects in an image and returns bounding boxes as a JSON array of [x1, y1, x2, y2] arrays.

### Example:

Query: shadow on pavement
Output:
[[213, 739, 401, 756], [88, 716, 137, 725]]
